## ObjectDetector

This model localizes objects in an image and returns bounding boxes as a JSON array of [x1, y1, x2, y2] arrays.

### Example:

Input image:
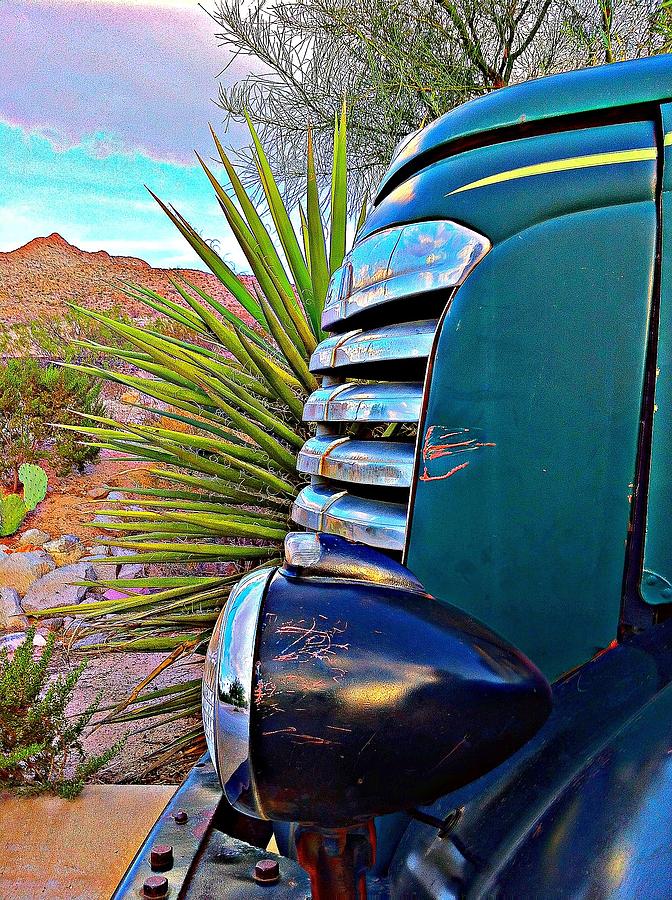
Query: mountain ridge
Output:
[[0, 232, 253, 326]]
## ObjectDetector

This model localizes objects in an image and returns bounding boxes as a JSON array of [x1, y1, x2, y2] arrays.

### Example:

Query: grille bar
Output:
[[298, 435, 414, 487], [294, 219, 489, 552], [303, 382, 423, 423], [309, 320, 437, 373], [292, 483, 407, 551], [322, 220, 490, 330]]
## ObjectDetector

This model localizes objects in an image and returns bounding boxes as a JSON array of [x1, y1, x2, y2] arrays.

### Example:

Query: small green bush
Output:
[[0, 359, 105, 489], [0, 629, 122, 798]]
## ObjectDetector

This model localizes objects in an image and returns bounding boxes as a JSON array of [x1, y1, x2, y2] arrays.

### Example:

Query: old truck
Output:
[[115, 54, 672, 899]]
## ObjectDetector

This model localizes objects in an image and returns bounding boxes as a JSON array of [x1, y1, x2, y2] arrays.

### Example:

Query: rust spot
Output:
[[420, 425, 495, 482]]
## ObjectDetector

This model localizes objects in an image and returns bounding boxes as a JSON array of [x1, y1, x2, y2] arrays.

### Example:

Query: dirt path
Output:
[[0, 451, 156, 552]]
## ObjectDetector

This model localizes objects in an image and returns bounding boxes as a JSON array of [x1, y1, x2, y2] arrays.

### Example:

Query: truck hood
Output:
[[376, 53, 672, 201]]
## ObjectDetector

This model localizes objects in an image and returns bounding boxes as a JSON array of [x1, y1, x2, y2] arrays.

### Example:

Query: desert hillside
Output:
[[0, 233, 253, 325]]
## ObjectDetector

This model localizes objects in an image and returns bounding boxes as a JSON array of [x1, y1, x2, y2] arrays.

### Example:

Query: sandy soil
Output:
[[55, 644, 203, 784]]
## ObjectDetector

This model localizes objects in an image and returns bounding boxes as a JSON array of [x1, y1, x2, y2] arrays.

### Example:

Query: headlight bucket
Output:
[[202, 567, 274, 815], [203, 535, 551, 829]]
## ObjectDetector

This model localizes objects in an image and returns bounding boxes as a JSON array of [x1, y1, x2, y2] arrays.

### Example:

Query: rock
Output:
[[0, 550, 56, 596], [43, 534, 85, 566], [91, 513, 117, 527], [89, 545, 111, 557], [90, 558, 120, 581], [0, 630, 47, 660], [21, 562, 98, 614], [0, 587, 28, 630], [119, 563, 145, 579], [105, 491, 126, 502], [103, 588, 149, 600], [18, 528, 51, 548], [87, 487, 109, 499], [87, 546, 117, 579], [111, 545, 134, 558]]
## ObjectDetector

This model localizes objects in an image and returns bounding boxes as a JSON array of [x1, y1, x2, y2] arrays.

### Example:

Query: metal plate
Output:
[[309, 320, 437, 374], [292, 482, 407, 551], [112, 757, 224, 900], [298, 435, 415, 487], [303, 382, 423, 423]]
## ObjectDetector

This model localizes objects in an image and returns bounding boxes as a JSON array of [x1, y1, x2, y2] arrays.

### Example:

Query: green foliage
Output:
[[213, 0, 669, 204], [0, 629, 122, 797], [0, 358, 105, 488], [0, 494, 29, 537], [0, 466, 48, 536], [19, 463, 48, 511], [52, 116, 349, 769]]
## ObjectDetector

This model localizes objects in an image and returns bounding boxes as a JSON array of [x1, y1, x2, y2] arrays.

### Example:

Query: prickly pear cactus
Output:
[[19, 464, 48, 511], [0, 493, 28, 537]]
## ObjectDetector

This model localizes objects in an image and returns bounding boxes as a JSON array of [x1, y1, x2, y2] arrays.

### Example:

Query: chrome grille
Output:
[[292, 219, 491, 551]]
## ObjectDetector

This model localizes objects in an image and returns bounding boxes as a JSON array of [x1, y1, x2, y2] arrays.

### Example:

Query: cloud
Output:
[[35, 2, 197, 7], [1, 1, 251, 165]]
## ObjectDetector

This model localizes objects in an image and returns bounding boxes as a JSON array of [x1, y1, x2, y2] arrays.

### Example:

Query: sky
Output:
[[0, 0, 254, 269]]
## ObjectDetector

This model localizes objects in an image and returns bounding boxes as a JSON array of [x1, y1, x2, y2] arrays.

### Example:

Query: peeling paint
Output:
[[420, 425, 495, 481], [273, 617, 350, 680]]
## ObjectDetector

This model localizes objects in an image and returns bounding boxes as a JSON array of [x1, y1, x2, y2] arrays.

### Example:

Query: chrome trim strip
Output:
[[310, 320, 437, 373], [298, 435, 415, 487], [292, 483, 407, 551], [211, 567, 274, 818], [303, 382, 424, 423], [322, 220, 490, 329]]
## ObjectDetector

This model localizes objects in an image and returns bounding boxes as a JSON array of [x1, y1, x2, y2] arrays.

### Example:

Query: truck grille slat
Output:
[[293, 219, 490, 551], [297, 318, 438, 550], [303, 382, 423, 423], [309, 320, 437, 374], [298, 435, 414, 487], [292, 483, 408, 551]]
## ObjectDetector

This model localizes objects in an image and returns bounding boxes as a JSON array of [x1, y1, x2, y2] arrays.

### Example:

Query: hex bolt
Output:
[[150, 844, 174, 872], [254, 858, 280, 885], [142, 875, 169, 899], [173, 809, 188, 824]]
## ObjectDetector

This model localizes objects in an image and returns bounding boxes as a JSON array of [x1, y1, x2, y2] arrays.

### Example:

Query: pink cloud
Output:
[[1, 1, 251, 164]]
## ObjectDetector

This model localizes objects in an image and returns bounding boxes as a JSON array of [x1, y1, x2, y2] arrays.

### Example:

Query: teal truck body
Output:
[[115, 55, 672, 899]]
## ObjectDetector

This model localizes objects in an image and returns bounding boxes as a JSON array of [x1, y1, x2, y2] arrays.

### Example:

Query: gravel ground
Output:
[[52, 640, 203, 784]]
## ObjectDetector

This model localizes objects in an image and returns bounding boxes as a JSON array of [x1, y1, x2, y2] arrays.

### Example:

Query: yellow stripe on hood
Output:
[[447, 147, 657, 196]]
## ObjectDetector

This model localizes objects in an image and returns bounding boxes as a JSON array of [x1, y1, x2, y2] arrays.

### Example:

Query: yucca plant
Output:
[[38, 108, 352, 774]]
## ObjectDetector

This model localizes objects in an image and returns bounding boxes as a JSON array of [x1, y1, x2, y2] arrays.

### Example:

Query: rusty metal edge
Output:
[[111, 754, 222, 900]]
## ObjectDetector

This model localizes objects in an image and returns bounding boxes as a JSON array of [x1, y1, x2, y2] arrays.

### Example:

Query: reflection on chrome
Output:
[[309, 320, 437, 373], [322, 220, 490, 329], [202, 567, 273, 816], [292, 483, 408, 551], [298, 435, 415, 487], [303, 382, 424, 423]]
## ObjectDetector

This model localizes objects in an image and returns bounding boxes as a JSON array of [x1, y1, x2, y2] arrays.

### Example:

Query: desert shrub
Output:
[[0, 629, 121, 798], [0, 358, 105, 488]]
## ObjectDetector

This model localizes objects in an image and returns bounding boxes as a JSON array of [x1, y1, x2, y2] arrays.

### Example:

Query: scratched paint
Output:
[[420, 425, 495, 482]]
